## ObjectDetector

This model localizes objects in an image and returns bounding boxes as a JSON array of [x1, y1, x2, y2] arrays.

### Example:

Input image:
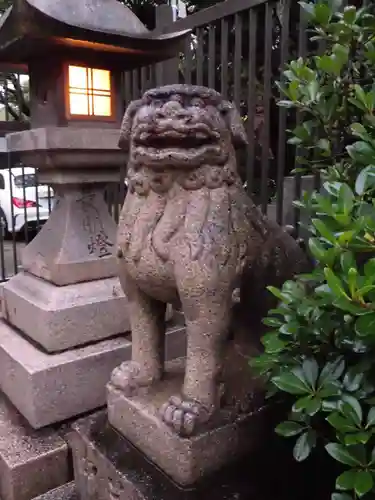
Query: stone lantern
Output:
[[0, 2, 188, 498]]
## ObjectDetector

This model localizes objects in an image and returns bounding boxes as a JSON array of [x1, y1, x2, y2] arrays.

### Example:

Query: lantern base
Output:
[[2, 271, 130, 352]]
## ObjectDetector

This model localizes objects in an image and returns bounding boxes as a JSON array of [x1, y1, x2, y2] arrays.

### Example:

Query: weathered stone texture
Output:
[[0, 395, 70, 500]]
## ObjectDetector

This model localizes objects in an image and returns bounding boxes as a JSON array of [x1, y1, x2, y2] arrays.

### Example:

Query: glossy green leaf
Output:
[[319, 358, 345, 385], [324, 268, 350, 299], [355, 470, 373, 497], [298, 1, 314, 15], [272, 372, 310, 395], [355, 313, 375, 337], [293, 430, 316, 462], [302, 358, 319, 388], [355, 165, 375, 195], [367, 407, 375, 427], [344, 432, 371, 446], [347, 141, 375, 165], [338, 184, 354, 215], [278, 100, 296, 109], [351, 122, 369, 140], [348, 268, 358, 298], [326, 413, 358, 433], [325, 443, 362, 466], [262, 317, 283, 327], [340, 252, 356, 274], [343, 370, 363, 393], [340, 396, 363, 426], [336, 469, 357, 491], [294, 396, 321, 416], [331, 493, 353, 500], [312, 219, 336, 243], [314, 2, 331, 25], [309, 238, 328, 262], [266, 286, 292, 303], [275, 421, 304, 437], [364, 258, 375, 283], [262, 334, 287, 354]]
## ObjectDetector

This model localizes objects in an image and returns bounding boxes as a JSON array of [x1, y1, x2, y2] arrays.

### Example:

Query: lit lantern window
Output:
[[68, 65, 112, 118]]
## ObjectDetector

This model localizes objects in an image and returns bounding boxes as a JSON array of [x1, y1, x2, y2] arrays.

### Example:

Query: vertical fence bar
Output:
[[233, 13, 243, 109], [0, 169, 6, 280], [21, 165, 28, 243], [124, 71, 132, 106], [140, 67, 148, 94], [132, 70, 140, 99], [208, 25, 216, 89], [196, 27, 204, 86], [220, 17, 229, 99], [246, 7, 257, 196], [184, 35, 193, 85], [276, 0, 291, 225], [8, 156, 18, 276], [260, 2, 273, 214], [293, 5, 308, 234]]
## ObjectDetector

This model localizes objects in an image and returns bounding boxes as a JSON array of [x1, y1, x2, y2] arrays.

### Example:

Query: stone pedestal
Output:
[[107, 358, 265, 486], [70, 410, 272, 500]]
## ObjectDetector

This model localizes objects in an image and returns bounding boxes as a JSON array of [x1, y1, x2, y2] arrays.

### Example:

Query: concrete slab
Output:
[[32, 483, 78, 500], [0, 321, 186, 429], [2, 272, 130, 352], [0, 395, 70, 500]]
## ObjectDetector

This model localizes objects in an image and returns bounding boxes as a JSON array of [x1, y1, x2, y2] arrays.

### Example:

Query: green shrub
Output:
[[251, 2, 375, 498]]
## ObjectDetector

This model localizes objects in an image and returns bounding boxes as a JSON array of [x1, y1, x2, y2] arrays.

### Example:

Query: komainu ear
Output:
[[221, 101, 248, 148], [118, 99, 143, 151]]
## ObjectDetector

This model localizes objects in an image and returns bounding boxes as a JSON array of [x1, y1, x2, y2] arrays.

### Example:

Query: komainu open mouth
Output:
[[134, 125, 218, 149], [135, 135, 214, 149]]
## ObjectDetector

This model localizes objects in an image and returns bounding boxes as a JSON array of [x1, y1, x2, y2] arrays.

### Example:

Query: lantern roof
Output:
[[0, 0, 189, 68]]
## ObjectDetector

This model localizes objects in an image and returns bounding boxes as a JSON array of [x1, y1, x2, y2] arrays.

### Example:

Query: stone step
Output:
[[32, 482, 77, 500], [0, 395, 70, 500]]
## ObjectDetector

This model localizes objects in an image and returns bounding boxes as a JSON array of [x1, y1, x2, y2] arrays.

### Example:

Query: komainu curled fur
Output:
[[110, 84, 309, 437]]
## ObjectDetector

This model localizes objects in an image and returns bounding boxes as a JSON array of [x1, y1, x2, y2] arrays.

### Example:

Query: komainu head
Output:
[[119, 84, 248, 171]]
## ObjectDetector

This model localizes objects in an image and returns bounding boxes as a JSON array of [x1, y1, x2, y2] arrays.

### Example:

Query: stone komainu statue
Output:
[[111, 85, 308, 436]]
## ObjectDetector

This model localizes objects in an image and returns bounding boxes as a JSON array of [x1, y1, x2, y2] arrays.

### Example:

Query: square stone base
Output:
[[70, 411, 271, 500], [0, 394, 70, 500], [107, 358, 265, 486], [0, 321, 186, 429], [2, 272, 130, 352]]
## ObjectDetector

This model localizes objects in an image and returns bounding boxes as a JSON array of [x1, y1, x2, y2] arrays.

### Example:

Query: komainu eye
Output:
[[191, 97, 204, 108], [170, 94, 183, 104]]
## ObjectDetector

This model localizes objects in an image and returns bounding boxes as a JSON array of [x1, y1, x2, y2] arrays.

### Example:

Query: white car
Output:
[[0, 167, 54, 235]]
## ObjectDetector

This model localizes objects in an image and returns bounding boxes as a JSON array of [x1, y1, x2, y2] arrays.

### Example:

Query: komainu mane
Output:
[[111, 84, 309, 436]]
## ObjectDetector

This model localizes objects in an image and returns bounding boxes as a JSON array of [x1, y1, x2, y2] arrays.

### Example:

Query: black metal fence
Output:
[[123, 0, 311, 222], [0, 0, 360, 281]]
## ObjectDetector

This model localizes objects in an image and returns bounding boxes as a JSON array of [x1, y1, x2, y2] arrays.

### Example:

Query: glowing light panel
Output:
[[68, 65, 112, 117]]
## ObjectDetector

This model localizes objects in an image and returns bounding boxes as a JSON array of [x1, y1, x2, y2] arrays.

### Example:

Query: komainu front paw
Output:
[[110, 361, 146, 397], [159, 395, 211, 437]]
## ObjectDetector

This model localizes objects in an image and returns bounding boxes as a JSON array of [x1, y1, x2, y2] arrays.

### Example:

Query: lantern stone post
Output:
[[0, 1, 188, 499]]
